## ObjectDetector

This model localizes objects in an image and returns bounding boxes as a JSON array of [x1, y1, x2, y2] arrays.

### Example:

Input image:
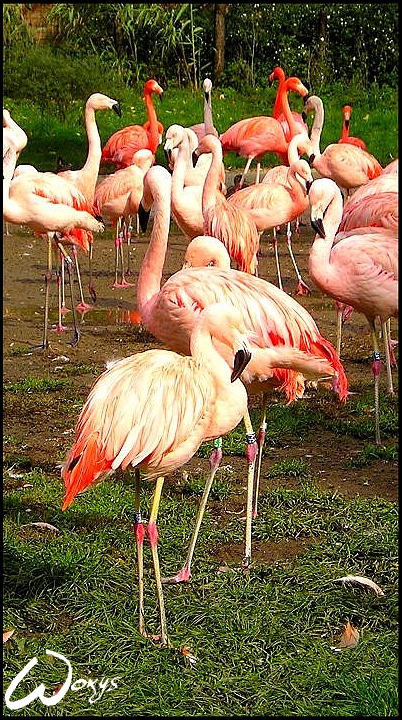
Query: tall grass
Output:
[[3, 83, 398, 173]]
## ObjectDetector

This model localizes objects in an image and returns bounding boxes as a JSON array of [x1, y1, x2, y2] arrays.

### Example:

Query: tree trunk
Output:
[[213, 4, 229, 84]]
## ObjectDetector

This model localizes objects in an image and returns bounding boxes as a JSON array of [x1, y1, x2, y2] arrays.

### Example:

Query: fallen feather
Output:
[[331, 621, 360, 651], [3, 629, 15, 644], [21, 522, 61, 534], [180, 646, 197, 665], [334, 575, 384, 596]]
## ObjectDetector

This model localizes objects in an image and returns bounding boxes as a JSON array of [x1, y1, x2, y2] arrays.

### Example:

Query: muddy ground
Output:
[[3, 188, 398, 565]]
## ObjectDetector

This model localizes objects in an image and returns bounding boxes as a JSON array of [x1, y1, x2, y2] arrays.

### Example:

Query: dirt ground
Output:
[[3, 185, 398, 565]]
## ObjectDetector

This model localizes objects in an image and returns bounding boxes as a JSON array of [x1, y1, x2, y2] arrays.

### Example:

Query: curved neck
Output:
[[277, 83, 303, 138], [203, 89, 214, 134], [201, 141, 222, 216], [308, 97, 325, 156], [137, 168, 172, 316], [144, 92, 160, 146], [171, 131, 190, 196], [79, 103, 102, 201]]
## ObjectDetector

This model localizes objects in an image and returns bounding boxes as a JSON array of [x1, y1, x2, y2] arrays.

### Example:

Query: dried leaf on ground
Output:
[[21, 521, 61, 533]]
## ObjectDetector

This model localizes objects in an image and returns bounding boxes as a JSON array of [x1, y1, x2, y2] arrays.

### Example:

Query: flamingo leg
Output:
[[38, 234, 53, 350], [285, 222, 311, 295], [253, 393, 269, 519], [272, 227, 284, 291], [381, 320, 395, 396], [60, 251, 70, 316], [242, 408, 258, 570], [53, 264, 67, 334], [57, 242, 81, 347], [133, 469, 146, 639], [73, 245, 93, 314], [146, 476, 170, 647], [369, 320, 382, 446], [125, 216, 133, 276], [87, 242, 97, 303], [239, 157, 253, 187], [161, 436, 223, 585]]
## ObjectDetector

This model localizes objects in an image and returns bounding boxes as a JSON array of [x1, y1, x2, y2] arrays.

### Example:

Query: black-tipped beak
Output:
[[302, 110, 308, 122], [112, 102, 122, 118], [311, 218, 326, 238], [138, 202, 151, 233], [231, 345, 252, 382], [306, 179, 313, 194], [191, 150, 199, 168], [308, 153, 316, 167], [164, 148, 172, 165], [345, 119, 350, 130], [303, 94, 310, 105]]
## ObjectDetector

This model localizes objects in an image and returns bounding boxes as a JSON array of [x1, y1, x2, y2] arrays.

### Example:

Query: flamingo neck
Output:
[[144, 92, 160, 146], [201, 142, 222, 216], [137, 170, 172, 318], [79, 104, 102, 202]]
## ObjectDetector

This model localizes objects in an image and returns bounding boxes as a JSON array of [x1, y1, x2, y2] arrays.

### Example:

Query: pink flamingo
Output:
[[94, 149, 155, 287], [61, 302, 253, 648], [164, 124, 225, 240], [338, 104, 368, 150], [308, 177, 398, 445], [192, 133, 260, 274], [3, 139, 105, 349], [188, 77, 219, 142], [269, 67, 310, 141], [57, 92, 121, 310], [101, 79, 163, 170], [229, 135, 314, 294], [304, 95, 383, 191], [219, 76, 309, 186], [334, 173, 398, 356], [136, 164, 348, 575], [382, 158, 398, 175], [3, 108, 28, 235]]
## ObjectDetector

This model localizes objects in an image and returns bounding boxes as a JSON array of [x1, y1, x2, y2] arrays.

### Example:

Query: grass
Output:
[[3, 83, 398, 173], [3, 382, 398, 716]]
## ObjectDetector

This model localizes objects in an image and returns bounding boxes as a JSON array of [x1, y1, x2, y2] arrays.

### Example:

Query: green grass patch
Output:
[[3, 467, 397, 716], [4, 377, 69, 393]]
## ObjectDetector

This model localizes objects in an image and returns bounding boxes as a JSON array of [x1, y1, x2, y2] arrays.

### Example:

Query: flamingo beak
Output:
[[231, 343, 252, 382], [311, 217, 326, 238], [112, 102, 122, 118]]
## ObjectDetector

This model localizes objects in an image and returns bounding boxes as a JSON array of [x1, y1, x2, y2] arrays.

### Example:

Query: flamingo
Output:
[[219, 76, 309, 186], [57, 92, 121, 309], [332, 173, 398, 355], [338, 104, 368, 151], [382, 158, 398, 175], [228, 136, 314, 294], [192, 133, 260, 274], [136, 164, 348, 575], [269, 67, 310, 141], [3, 108, 28, 235], [100, 79, 163, 170], [308, 177, 398, 445], [163, 124, 225, 240], [304, 95, 383, 191], [94, 149, 155, 288], [188, 77, 219, 142], [3, 139, 105, 349], [61, 302, 253, 648]]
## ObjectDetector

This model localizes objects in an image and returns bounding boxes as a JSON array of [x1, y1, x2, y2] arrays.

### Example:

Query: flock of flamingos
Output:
[[3, 67, 398, 649]]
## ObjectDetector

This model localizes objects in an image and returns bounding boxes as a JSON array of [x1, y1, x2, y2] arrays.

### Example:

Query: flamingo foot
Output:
[[76, 301, 93, 313], [52, 323, 68, 334], [60, 306, 71, 316], [296, 279, 311, 296], [242, 555, 252, 571], [161, 567, 191, 585], [113, 279, 134, 289]]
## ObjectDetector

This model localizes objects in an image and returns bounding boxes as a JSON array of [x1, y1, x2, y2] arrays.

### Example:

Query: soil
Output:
[[3, 182, 398, 565]]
